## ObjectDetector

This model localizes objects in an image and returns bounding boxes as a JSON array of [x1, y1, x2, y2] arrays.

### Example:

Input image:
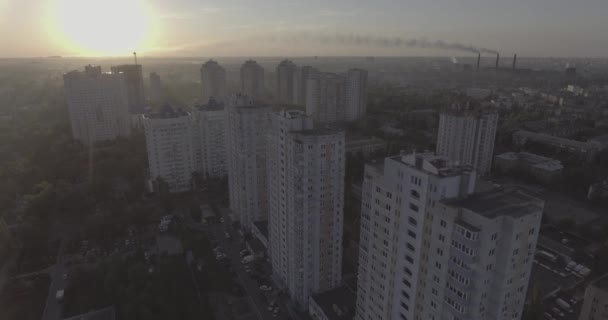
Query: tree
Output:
[[524, 282, 544, 320], [153, 177, 173, 214], [557, 218, 577, 231]]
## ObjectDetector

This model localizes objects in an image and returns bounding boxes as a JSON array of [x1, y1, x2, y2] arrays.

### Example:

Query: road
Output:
[[40, 237, 69, 320], [202, 209, 288, 320]]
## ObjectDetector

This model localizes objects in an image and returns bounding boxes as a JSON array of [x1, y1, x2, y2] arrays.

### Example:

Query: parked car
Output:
[[241, 255, 255, 264], [259, 285, 272, 291]]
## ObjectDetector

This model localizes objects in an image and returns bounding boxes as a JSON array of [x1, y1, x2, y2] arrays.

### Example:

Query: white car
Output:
[[259, 285, 272, 291], [241, 255, 255, 264], [551, 307, 564, 317]]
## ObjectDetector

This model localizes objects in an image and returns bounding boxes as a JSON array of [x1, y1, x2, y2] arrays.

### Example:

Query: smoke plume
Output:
[[264, 33, 498, 55]]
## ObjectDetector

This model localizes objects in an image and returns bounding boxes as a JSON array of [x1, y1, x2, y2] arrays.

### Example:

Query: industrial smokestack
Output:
[[476, 53, 481, 71], [512, 54, 517, 71], [495, 53, 500, 71]]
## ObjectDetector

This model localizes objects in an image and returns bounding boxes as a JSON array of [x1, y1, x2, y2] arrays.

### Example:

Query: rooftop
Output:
[[496, 152, 563, 171], [392, 152, 475, 178], [444, 187, 543, 219], [442, 101, 498, 117], [292, 128, 343, 137], [194, 97, 224, 111], [514, 130, 599, 151], [592, 273, 608, 291], [311, 285, 356, 320], [145, 105, 189, 119]]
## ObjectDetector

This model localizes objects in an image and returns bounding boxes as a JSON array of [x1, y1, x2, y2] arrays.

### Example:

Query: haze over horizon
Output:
[[1, 0, 607, 58]]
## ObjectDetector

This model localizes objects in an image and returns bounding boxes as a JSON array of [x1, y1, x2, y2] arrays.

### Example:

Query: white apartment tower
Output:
[[306, 72, 347, 124], [295, 66, 318, 106], [267, 111, 345, 309], [417, 188, 543, 320], [276, 59, 298, 104], [226, 94, 271, 230], [192, 98, 227, 178], [200, 60, 227, 102], [345, 68, 368, 121], [64, 65, 131, 145], [436, 104, 499, 175], [355, 153, 543, 320], [240, 60, 265, 99], [143, 106, 195, 193]]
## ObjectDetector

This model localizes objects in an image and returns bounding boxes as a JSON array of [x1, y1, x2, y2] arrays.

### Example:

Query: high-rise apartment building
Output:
[[306, 73, 347, 124], [64, 65, 131, 145], [149, 72, 163, 103], [192, 98, 227, 179], [143, 99, 227, 193], [200, 60, 227, 102], [355, 152, 543, 320], [267, 110, 345, 309], [295, 66, 318, 106], [143, 105, 195, 193], [276, 59, 298, 104], [579, 274, 608, 320], [345, 68, 368, 121], [111, 64, 145, 111], [226, 94, 271, 230], [240, 60, 265, 99], [436, 104, 499, 175]]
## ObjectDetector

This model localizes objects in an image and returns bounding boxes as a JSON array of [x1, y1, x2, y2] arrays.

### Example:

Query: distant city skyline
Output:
[[1, 0, 607, 57]]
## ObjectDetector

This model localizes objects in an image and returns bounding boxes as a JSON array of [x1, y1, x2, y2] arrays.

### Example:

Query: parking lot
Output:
[[197, 208, 289, 320]]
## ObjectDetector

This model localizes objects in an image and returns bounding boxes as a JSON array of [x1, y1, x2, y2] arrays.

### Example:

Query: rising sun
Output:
[[52, 0, 153, 56]]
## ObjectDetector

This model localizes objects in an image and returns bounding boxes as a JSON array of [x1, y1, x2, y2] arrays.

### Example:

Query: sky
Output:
[[0, 0, 607, 58]]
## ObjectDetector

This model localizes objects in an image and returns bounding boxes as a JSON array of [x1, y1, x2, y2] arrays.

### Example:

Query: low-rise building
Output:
[[579, 273, 608, 320], [513, 130, 601, 160], [345, 136, 387, 157], [309, 285, 356, 320], [494, 152, 563, 183]]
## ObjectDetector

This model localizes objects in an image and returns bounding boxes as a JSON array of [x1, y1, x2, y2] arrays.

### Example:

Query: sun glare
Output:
[[52, 0, 153, 56]]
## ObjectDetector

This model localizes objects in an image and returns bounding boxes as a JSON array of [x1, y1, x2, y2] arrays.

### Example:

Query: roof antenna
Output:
[[133, 51, 138, 66]]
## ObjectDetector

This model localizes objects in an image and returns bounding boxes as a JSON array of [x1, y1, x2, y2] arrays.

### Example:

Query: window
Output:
[[406, 243, 415, 252], [407, 230, 417, 239], [404, 267, 413, 276], [440, 220, 447, 228], [410, 189, 420, 199], [405, 255, 414, 264], [408, 217, 417, 226], [409, 203, 419, 212]]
